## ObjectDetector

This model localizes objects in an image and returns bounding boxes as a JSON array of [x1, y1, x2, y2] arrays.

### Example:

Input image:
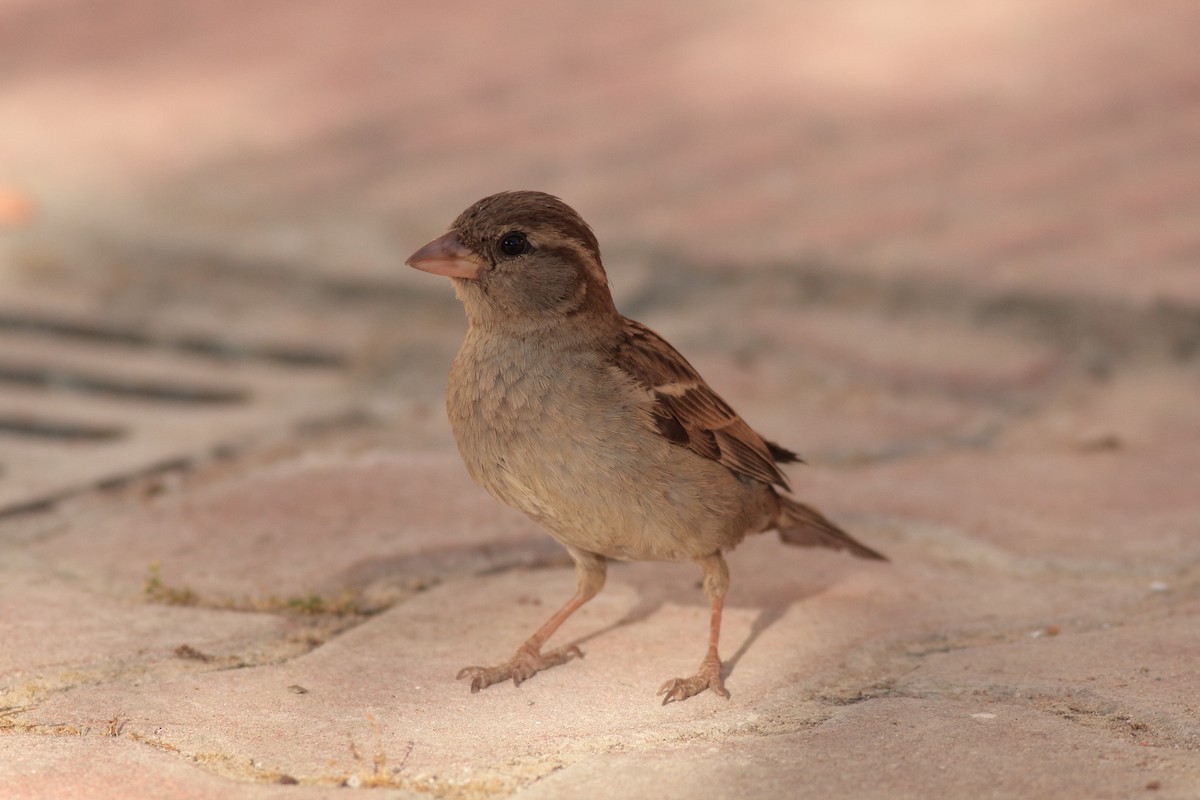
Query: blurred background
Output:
[[1, 0, 1198, 515]]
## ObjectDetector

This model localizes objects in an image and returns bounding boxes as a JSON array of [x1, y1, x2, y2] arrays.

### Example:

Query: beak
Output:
[[405, 231, 485, 280]]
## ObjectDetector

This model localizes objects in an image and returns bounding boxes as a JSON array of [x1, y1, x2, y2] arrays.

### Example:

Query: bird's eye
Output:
[[499, 231, 531, 257]]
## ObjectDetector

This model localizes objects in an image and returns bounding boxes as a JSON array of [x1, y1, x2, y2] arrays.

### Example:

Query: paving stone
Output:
[[3, 0, 1199, 305], [20, 451, 553, 608], [0, 734, 417, 799], [10, 505, 1187, 794], [517, 698, 1200, 800], [5, 328, 1197, 797], [821, 370, 1200, 563], [896, 612, 1200, 750], [0, 563, 297, 708], [2, 561, 919, 790], [2, 1, 1199, 797]]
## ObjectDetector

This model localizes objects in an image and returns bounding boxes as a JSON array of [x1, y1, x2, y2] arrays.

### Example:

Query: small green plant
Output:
[[283, 591, 362, 616], [143, 563, 198, 606]]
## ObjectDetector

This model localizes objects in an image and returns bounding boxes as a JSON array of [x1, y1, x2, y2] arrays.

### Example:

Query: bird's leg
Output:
[[458, 549, 606, 693], [658, 552, 732, 704]]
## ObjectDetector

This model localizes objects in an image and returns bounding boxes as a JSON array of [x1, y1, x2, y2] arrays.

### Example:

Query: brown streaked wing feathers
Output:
[[613, 318, 792, 488]]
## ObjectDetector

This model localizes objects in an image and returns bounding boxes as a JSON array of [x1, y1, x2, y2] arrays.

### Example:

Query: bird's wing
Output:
[[612, 317, 798, 488]]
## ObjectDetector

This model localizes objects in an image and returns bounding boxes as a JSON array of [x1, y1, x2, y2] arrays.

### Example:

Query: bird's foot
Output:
[[657, 658, 729, 705], [457, 643, 583, 693]]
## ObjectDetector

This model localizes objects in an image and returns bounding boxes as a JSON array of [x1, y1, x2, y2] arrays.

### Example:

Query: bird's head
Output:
[[406, 191, 617, 330]]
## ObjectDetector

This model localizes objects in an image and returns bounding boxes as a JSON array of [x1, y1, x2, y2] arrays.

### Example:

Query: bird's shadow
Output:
[[346, 533, 867, 686], [566, 551, 847, 683]]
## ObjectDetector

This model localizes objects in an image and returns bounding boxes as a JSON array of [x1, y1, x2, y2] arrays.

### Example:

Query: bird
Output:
[[405, 191, 886, 704]]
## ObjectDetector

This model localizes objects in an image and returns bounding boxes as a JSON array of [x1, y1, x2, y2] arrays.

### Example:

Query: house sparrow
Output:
[[406, 191, 886, 704]]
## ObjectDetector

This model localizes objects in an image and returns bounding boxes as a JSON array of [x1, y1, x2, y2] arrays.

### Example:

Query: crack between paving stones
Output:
[[2, 710, 569, 797], [866, 684, 1198, 751], [0, 406, 378, 527], [86, 235, 1200, 370]]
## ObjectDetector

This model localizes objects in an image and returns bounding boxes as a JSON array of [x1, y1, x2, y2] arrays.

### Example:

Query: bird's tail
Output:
[[775, 494, 887, 561]]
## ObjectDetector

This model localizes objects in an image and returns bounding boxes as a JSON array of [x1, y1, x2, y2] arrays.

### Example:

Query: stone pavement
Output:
[[2, 1, 1199, 798]]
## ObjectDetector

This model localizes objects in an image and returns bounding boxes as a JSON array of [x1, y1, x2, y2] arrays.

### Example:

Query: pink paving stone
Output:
[[0, 569, 294, 703], [2, 1, 1200, 797], [519, 699, 1200, 800], [3, 0, 1200, 305], [0, 735, 414, 799], [22, 451, 550, 607]]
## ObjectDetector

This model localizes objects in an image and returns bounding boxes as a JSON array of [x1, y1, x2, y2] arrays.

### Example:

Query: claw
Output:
[[656, 664, 728, 704], [456, 644, 584, 693], [456, 666, 495, 693]]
